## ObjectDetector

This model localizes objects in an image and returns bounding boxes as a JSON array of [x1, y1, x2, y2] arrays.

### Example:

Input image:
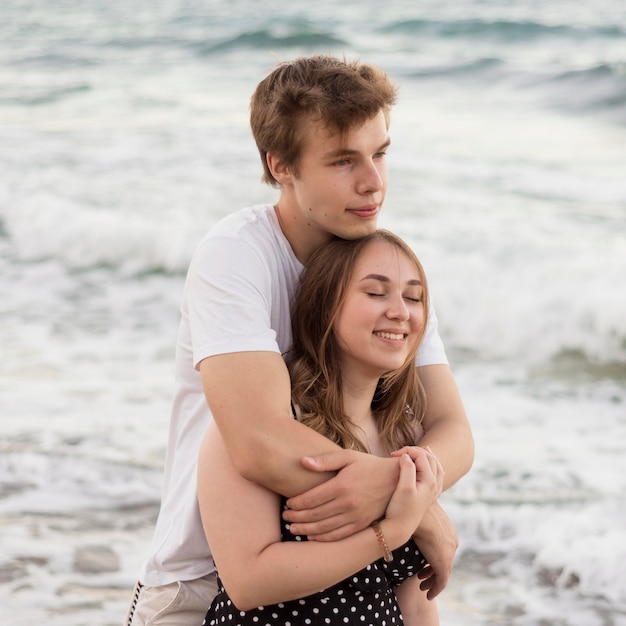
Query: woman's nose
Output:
[[386, 294, 409, 320]]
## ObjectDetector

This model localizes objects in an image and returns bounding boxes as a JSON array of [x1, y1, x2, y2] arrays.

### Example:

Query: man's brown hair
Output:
[[250, 55, 398, 187]]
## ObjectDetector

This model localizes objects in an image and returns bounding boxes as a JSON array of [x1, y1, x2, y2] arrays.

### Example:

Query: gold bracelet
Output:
[[371, 521, 393, 562]]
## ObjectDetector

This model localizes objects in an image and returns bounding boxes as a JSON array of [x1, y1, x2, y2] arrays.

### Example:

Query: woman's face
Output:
[[333, 239, 425, 383]]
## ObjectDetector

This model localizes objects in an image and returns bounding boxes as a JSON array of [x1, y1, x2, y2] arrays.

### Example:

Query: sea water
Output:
[[1, 1, 625, 624]]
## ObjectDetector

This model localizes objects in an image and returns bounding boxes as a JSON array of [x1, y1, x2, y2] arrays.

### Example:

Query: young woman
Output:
[[198, 230, 445, 626]]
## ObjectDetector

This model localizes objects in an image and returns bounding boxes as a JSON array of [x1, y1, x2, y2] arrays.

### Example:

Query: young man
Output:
[[126, 55, 473, 626]]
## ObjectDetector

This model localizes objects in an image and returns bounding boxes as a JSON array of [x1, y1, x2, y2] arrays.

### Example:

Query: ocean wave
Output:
[[546, 62, 626, 113], [379, 17, 626, 41], [0, 83, 91, 107], [533, 350, 626, 385], [406, 57, 626, 121], [99, 35, 194, 51], [453, 499, 626, 609], [11, 52, 100, 68], [4, 200, 195, 276], [0, 450, 162, 515], [198, 28, 346, 54], [446, 289, 626, 375], [404, 57, 505, 80]]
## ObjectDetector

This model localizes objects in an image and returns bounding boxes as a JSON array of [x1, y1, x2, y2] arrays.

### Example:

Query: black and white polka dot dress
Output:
[[203, 499, 427, 626]]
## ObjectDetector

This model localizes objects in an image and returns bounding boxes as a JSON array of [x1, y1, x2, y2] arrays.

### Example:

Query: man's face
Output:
[[279, 110, 390, 262]]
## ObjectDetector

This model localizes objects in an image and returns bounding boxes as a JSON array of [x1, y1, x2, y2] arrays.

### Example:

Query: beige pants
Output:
[[125, 572, 218, 626]]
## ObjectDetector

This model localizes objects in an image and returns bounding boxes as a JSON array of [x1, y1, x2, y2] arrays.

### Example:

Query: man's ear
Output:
[[266, 152, 293, 185]]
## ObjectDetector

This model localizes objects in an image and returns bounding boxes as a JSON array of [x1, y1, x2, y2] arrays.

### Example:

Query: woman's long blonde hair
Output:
[[287, 230, 429, 454]]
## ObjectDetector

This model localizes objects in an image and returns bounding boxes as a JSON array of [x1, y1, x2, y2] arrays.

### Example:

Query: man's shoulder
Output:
[[209, 204, 277, 239], [190, 203, 296, 274]]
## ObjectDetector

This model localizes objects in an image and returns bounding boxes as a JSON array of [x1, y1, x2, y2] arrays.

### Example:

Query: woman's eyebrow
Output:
[[360, 274, 422, 286], [361, 273, 389, 283]]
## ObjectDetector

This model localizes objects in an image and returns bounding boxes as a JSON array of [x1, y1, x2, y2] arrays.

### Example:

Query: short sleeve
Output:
[[415, 300, 448, 366], [186, 233, 282, 368]]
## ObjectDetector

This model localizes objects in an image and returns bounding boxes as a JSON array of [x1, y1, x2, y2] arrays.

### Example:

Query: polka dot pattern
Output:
[[203, 500, 427, 626]]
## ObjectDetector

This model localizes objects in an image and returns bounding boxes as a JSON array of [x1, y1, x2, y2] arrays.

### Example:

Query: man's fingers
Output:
[[303, 522, 359, 543], [300, 449, 354, 473], [286, 482, 337, 512], [285, 514, 357, 541], [418, 565, 448, 599], [426, 578, 446, 600], [285, 451, 355, 511], [283, 498, 332, 516]]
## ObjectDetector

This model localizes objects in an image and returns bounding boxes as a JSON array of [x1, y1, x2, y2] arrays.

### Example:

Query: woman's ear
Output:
[[266, 152, 293, 185]]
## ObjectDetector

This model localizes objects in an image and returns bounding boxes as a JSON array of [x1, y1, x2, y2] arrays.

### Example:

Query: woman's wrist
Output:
[[371, 521, 393, 562], [377, 518, 412, 555]]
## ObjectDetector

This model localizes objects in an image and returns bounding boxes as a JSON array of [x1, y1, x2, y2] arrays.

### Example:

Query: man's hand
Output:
[[282, 450, 399, 541], [411, 501, 459, 599]]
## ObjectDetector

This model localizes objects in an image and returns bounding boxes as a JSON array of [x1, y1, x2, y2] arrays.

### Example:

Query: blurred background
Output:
[[1, 1, 625, 624]]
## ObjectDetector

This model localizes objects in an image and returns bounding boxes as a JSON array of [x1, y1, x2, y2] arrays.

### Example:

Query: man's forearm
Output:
[[232, 415, 345, 497], [417, 417, 474, 490], [411, 500, 458, 599], [201, 351, 345, 498], [417, 364, 474, 490]]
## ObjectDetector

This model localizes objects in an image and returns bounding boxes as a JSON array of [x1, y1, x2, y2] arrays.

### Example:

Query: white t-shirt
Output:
[[139, 204, 448, 586]]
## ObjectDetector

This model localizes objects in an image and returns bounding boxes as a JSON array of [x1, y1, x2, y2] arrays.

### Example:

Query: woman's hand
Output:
[[391, 445, 444, 502], [380, 447, 444, 549], [392, 446, 456, 599]]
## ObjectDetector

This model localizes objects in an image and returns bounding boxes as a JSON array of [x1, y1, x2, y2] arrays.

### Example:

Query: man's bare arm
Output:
[[201, 351, 336, 496], [200, 351, 398, 510], [416, 364, 474, 489]]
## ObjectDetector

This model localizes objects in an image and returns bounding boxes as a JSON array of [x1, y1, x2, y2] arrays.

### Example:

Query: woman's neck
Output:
[[341, 377, 386, 456]]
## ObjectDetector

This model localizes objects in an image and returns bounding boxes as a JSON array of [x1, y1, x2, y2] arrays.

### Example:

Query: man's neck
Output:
[[274, 200, 329, 266]]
